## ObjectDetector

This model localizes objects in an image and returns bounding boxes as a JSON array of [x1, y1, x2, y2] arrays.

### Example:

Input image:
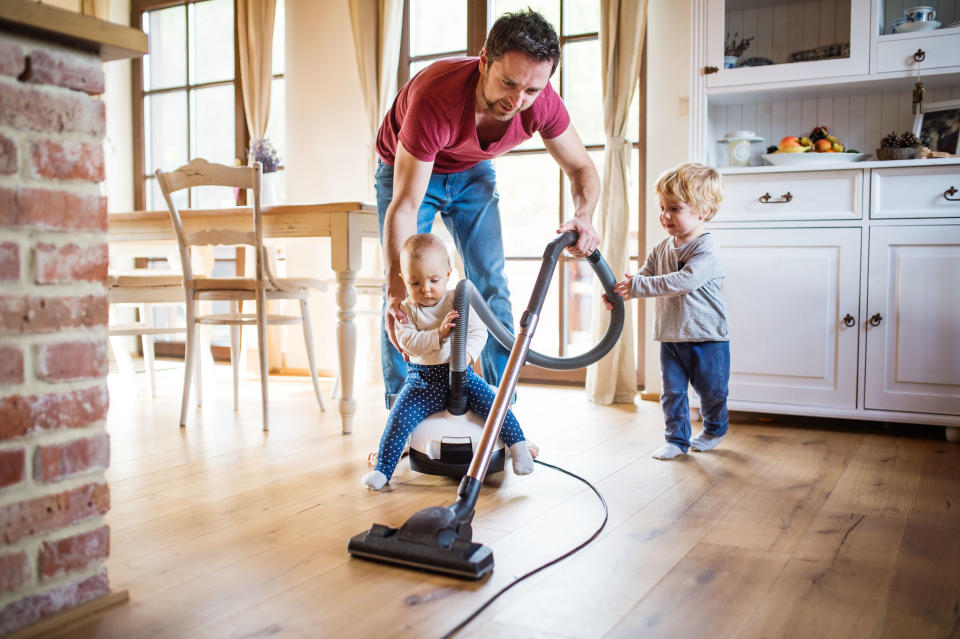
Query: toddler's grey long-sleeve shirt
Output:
[[630, 232, 730, 342]]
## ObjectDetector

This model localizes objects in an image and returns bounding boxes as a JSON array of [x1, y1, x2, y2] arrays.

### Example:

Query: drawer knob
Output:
[[946, 186, 959, 201], [913, 49, 926, 63], [843, 313, 856, 327], [869, 313, 883, 327], [759, 192, 793, 204]]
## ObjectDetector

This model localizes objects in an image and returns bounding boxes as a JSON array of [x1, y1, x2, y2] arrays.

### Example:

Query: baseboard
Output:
[[639, 391, 660, 402], [6, 589, 129, 639]]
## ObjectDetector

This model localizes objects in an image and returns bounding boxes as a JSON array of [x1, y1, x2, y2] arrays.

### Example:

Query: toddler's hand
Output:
[[603, 274, 634, 309], [438, 310, 459, 340]]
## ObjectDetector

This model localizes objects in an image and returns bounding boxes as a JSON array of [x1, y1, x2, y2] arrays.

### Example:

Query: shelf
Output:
[[720, 156, 960, 174]]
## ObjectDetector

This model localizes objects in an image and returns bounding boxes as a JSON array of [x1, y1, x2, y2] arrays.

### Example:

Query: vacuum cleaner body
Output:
[[407, 410, 505, 478], [348, 232, 624, 580]]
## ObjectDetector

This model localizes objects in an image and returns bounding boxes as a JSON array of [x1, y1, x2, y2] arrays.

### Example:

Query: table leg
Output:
[[335, 270, 357, 434]]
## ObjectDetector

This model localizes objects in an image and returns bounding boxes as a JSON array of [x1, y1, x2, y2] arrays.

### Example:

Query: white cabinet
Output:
[[865, 225, 960, 415], [712, 227, 861, 408]]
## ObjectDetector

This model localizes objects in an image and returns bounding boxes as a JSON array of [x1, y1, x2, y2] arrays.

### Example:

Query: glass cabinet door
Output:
[[878, 0, 958, 35], [706, 0, 871, 87]]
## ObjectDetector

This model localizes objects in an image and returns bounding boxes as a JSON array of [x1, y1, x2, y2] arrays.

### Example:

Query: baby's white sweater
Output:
[[397, 289, 488, 365]]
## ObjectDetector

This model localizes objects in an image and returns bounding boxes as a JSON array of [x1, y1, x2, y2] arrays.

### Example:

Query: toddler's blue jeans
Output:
[[375, 160, 514, 408], [659, 341, 730, 451]]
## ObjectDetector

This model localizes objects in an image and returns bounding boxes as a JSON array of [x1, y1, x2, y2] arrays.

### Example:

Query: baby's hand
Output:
[[438, 310, 459, 340], [603, 274, 635, 309]]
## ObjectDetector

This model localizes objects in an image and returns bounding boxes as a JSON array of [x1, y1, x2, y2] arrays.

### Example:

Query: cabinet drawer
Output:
[[876, 33, 960, 74], [871, 166, 960, 219], [717, 171, 863, 222]]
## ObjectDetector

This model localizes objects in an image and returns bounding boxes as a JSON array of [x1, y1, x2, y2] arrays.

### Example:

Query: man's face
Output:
[[478, 50, 554, 121]]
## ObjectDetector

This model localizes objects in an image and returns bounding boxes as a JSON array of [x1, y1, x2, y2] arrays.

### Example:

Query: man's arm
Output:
[[543, 124, 601, 257], [382, 142, 434, 353]]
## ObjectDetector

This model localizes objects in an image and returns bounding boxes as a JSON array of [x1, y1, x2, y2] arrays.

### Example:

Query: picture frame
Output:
[[913, 99, 960, 155]]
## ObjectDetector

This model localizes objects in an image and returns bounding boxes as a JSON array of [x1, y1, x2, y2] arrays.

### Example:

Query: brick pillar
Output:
[[0, 30, 113, 634]]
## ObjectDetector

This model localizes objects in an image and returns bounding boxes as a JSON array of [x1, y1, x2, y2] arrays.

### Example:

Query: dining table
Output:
[[107, 202, 379, 434]]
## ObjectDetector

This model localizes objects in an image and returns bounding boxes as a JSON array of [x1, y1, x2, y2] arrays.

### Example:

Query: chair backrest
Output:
[[155, 158, 264, 286]]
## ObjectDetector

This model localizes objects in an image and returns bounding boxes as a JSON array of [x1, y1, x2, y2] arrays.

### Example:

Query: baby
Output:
[[362, 233, 537, 490]]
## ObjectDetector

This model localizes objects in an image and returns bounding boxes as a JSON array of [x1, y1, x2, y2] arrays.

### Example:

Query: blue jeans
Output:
[[659, 341, 730, 451], [375, 160, 513, 407]]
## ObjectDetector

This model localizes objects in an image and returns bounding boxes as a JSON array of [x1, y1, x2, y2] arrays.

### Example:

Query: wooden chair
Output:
[[156, 158, 327, 430], [107, 269, 185, 398]]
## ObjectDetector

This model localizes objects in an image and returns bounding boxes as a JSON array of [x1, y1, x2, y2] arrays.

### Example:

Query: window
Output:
[[401, 0, 642, 383]]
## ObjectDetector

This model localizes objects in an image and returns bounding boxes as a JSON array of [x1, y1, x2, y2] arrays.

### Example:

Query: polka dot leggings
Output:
[[374, 363, 525, 480]]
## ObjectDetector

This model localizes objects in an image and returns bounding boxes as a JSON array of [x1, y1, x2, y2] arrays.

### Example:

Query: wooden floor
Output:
[[39, 362, 960, 639]]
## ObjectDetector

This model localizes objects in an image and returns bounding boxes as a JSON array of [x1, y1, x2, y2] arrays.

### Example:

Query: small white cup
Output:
[[904, 6, 936, 22]]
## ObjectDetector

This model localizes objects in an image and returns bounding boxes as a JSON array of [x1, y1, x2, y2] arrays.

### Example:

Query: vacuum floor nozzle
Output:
[[347, 506, 493, 580]]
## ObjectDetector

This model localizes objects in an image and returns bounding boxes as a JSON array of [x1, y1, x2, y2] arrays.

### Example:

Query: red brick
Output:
[[0, 448, 25, 488], [38, 525, 109, 579], [0, 569, 109, 634], [0, 134, 16, 174], [0, 385, 109, 441], [30, 140, 104, 182], [33, 243, 107, 284], [0, 344, 24, 385], [0, 83, 105, 136], [22, 49, 105, 95], [0, 241, 18, 280], [0, 551, 31, 594], [0, 39, 25, 78], [36, 341, 107, 382], [0, 482, 110, 545], [0, 294, 108, 335], [34, 434, 109, 483], [0, 188, 109, 232]]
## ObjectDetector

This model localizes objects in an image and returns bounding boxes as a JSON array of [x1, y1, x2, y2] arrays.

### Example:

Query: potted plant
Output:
[[876, 131, 920, 161], [724, 32, 754, 68]]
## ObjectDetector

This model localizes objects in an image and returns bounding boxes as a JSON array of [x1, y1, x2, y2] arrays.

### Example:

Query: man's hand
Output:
[[438, 310, 458, 341], [384, 277, 409, 360], [603, 273, 634, 310], [557, 215, 600, 258]]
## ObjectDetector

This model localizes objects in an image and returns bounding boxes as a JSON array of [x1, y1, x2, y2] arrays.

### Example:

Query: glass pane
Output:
[[563, 0, 600, 35], [146, 92, 188, 175], [880, 0, 956, 34], [410, 54, 467, 80], [147, 176, 187, 211], [190, 85, 236, 164], [492, 0, 560, 34], [410, 0, 467, 56], [724, 0, 851, 67], [563, 148, 640, 257], [493, 153, 560, 257], [564, 259, 595, 355], [264, 77, 286, 165], [273, 0, 285, 75], [190, 0, 234, 84], [144, 5, 186, 91], [562, 38, 603, 146], [504, 259, 560, 355], [192, 185, 238, 209]]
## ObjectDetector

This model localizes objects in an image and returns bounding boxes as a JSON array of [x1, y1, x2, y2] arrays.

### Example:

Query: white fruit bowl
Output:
[[762, 152, 868, 166]]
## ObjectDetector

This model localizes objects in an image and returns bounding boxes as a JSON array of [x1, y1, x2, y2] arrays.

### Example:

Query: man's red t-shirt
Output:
[[376, 57, 570, 174]]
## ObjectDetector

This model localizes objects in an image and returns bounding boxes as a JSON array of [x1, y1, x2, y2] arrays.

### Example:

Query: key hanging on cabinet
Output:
[[912, 49, 926, 114]]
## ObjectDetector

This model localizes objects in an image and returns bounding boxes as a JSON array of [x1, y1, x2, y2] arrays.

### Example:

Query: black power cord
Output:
[[440, 459, 609, 639]]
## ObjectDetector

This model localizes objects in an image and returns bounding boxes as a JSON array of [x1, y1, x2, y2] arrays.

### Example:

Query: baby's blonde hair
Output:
[[400, 233, 450, 269], [654, 162, 724, 221]]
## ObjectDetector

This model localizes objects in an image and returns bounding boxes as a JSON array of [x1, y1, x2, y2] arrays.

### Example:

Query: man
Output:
[[376, 9, 601, 407]]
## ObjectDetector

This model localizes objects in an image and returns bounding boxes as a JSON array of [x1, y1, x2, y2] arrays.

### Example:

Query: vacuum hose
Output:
[[446, 230, 625, 417]]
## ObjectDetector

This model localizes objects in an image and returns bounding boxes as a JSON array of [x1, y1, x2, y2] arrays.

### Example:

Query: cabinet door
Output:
[[711, 227, 861, 408], [865, 226, 960, 415], [705, 0, 870, 88]]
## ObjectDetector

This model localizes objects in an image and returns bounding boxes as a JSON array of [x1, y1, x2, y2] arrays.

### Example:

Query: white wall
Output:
[[642, 0, 694, 393]]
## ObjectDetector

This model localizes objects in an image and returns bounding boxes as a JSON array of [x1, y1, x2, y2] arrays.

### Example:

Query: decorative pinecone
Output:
[[880, 131, 900, 148], [898, 132, 920, 147]]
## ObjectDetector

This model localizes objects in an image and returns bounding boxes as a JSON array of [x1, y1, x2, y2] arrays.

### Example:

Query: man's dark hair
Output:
[[483, 9, 561, 76]]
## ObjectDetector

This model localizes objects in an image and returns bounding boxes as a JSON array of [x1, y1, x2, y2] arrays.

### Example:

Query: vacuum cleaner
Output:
[[347, 231, 624, 580]]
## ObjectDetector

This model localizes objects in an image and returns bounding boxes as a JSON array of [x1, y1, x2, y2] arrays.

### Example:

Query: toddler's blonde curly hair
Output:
[[654, 162, 724, 221]]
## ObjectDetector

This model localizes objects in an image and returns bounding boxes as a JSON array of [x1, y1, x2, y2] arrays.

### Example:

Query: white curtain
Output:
[[349, 0, 404, 189], [585, 0, 648, 404], [237, 0, 277, 142]]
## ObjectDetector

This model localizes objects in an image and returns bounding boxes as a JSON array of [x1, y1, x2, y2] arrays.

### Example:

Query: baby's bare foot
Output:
[[527, 442, 540, 459], [367, 452, 377, 468]]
